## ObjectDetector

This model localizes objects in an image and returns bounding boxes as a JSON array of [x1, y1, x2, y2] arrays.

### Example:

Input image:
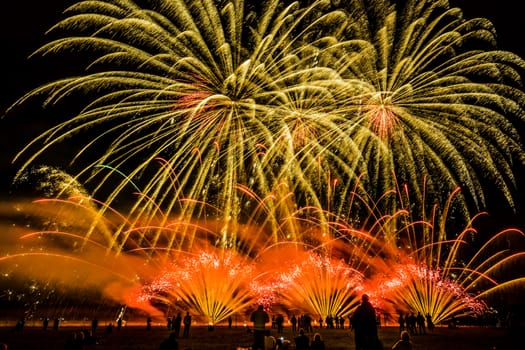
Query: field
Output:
[[0, 322, 521, 350]]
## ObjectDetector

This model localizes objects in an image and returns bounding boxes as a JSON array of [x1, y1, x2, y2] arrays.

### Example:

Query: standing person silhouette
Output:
[[415, 312, 426, 335], [291, 315, 297, 334], [173, 312, 182, 337], [182, 312, 191, 338], [350, 294, 380, 350], [425, 313, 434, 333], [275, 314, 284, 334], [397, 313, 405, 333], [250, 305, 270, 350], [91, 317, 99, 334]]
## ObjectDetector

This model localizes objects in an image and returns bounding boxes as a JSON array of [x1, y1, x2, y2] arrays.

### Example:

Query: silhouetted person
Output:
[[416, 312, 425, 335], [276, 314, 284, 334], [250, 305, 270, 350], [350, 294, 379, 350], [182, 312, 192, 338], [173, 312, 182, 336], [425, 314, 434, 332], [407, 313, 416, 334], [392, 330, 413, 350], [13, 319, 24, 333], [228, 315, 233, 328], [294, 328, 310, 350], [326, 316, 334, 329], [310, 332, 325, 350], [291, 315, 297, 334], [339, 316, 346, 329], [146, 316, 152, 330], [42, 317, 49, 331], [53, 317, 60, 330], [159, 331, 179, 350], [303, 314, 313, 333], [398, 313, 405, 333], [91, 317, 98, 334]]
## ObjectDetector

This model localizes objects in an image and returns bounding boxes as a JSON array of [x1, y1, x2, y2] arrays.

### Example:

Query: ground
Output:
[[0, 322, 521, 350]]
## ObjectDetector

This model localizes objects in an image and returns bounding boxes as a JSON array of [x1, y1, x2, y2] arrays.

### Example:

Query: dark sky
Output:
[[450, 0, 525, 58], [1, 1, 524, 231]]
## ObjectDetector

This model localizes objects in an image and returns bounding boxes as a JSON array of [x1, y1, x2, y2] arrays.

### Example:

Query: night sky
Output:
[[1, 0, 524, 231]]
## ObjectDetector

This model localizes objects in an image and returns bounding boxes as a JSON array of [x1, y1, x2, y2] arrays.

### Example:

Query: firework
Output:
[[137, 248, 256, 325], [3, 0, 525, 325], [2, 180, 525, 324], [367, 186, 525, 324], [8, 0, 525, 233], [270, 249, 364, 320]]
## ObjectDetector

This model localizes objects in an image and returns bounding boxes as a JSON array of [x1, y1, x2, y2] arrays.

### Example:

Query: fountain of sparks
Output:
[[4, 168, 525, 326], [263, 248, 364, 320], [363, 185, 525, 325], [0, 165, 388, 323], [134, 248, 256, 325]]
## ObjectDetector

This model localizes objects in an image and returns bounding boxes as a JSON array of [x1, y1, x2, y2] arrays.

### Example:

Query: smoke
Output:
[[0, 196, 164, 316]]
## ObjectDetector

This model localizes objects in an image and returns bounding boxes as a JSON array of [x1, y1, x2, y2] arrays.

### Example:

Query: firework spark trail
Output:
[[138, 248, 256, 324], [8, 0, 525, 237], [368, 186, 525, 324], [3, 0, 525, 325], [335, 0, 525, 219], [2, 176, 525, 324], [0, 177, 395, 321], [270, 251, 364, 319], [10, 0, 354, 239]]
